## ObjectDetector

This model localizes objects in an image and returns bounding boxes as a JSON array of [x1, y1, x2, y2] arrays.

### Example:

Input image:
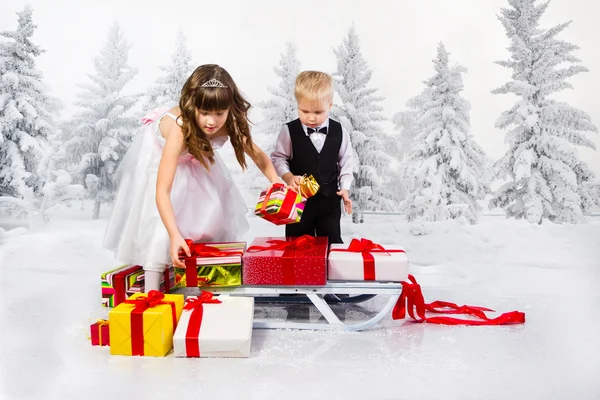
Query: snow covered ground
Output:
[[1, 204, 599, 400]]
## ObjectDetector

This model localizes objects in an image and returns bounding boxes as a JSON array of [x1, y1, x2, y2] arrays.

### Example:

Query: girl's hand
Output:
[[170, 234, 190, 269]]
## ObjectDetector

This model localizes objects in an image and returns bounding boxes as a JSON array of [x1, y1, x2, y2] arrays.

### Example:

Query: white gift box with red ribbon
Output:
[[173, 294, 254, 358], [328, 238, 409, 282]]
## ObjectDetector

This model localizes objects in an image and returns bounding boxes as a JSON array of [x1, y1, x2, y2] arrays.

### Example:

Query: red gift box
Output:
[[242, 235, 328, 286], [90, 319, 109, 346]]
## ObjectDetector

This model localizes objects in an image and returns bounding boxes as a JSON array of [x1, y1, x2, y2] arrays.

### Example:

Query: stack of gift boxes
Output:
[[90, 177, 409, 358]]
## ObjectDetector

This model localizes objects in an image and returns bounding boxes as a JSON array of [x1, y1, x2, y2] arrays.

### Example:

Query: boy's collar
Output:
[[301, 116, 330, 135]]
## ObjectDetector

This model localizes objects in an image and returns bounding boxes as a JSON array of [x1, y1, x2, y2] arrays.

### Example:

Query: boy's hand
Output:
[[337, 189, 352, 214]]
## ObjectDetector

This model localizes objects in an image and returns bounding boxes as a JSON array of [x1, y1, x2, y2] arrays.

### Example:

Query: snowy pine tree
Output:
[[490, 0, 599, 224], [383, 111, 422, 204], [400, 42, 491, 226], [37, 129, 85, 220], [381, 133, 409, 203], [0, 6, 58, 200], [241, 42, 300, 196], [255, 42, 300, 153], [332, 24, 395, 222], [63, 22, 138, 219], [143, 28, 193, 112], [392, 110, 419, 163]]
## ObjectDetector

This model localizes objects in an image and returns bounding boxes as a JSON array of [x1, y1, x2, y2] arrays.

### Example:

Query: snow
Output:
[[1, 204, 599, 399]]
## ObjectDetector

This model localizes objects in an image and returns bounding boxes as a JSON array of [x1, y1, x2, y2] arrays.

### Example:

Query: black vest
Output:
[[287, 118, 342, 198]]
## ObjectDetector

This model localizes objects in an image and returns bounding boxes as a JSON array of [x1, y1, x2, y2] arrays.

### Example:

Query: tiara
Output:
[[201, 78, 228, 88]]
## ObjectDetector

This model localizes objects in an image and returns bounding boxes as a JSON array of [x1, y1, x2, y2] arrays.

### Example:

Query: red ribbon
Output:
[[111, 265, 171, 306], [247, 235, 317, 285], [112, 265, 143, 306], [392, 275, 526, 325], [162, 266, 171, 293], [123, 290, 178, 356], [180, 240, 243, 287], [329, 238, 406, 281], [183, 292, 222, 357], [258, 183, 298, 225]]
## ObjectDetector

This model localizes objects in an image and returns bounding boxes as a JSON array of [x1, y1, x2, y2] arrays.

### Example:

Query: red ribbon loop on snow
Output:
[[184, 292, 222, 357], [123, 290, 178, 355], [392, 275, 525, 325], [329, 238, 406, 281]]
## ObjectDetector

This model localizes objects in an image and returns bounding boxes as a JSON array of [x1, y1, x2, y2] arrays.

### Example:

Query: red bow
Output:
[[184, 291, 222, 357], [246, 234, 316, 253], [123, 290, 178, 356], [184, 291, 222, 310], [330, 238, 405, 281], [180, 240, 234, 259], [123, 289, 167, 308], [392, 275, 525, 325], [346, 238, 386, 253]]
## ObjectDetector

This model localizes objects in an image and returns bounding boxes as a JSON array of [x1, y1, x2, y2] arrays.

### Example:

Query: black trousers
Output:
[[285, 193, 343, 244]]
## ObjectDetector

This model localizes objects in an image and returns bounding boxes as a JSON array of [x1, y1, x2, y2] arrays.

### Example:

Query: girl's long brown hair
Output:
[[178, 64, 256, 170]]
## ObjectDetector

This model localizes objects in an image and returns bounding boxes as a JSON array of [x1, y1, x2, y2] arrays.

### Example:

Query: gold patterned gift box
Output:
[[298, 174, 319, 199], [174, 241, 246, 288]]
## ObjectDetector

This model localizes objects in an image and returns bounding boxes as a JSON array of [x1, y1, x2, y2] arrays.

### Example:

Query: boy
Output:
[[271, 71, 354, 244]]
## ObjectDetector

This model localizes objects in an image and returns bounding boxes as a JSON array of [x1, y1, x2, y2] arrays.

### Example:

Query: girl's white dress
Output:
[[103, 106, 250, 268]]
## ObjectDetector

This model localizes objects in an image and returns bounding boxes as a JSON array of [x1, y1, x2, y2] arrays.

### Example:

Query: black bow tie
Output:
[[307, 126, 327, 135]]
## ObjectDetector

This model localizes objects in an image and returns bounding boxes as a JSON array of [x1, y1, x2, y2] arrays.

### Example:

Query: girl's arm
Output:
[[156, 118, 190, 267], [245, 139, 281, 184]]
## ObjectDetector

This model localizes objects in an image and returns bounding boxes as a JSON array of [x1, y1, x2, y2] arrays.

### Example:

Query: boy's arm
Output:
[[270, 125, 300, 189], [338, 126, 355, 191]]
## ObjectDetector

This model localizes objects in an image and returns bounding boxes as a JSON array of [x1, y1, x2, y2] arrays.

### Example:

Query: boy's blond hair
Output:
[[294, 71, 333, 104]]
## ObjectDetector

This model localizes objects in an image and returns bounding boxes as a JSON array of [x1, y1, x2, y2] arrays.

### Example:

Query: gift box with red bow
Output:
[[90, 319, 110, 346], [175, 240, 246, 288], [254, 183, 306, 225], [109, 291, 184, 357], [328, 238, 409, 282], [101, 264, 174, 307], [242, 235, 328, 286], [172, 292, 254, 358]]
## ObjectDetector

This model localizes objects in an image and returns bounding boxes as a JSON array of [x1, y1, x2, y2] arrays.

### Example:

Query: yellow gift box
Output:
[[299, 174, 319, 199], [109, 291, 184, 357]]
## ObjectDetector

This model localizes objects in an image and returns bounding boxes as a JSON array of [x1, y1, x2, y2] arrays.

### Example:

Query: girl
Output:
[[103, 64, 280, 292]]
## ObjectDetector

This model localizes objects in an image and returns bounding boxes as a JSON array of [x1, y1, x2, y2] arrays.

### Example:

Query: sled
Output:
[[177, 282, 403, 332]]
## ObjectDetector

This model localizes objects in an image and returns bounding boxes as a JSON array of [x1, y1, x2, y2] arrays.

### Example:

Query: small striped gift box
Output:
[[254, 183, 305, 225]]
